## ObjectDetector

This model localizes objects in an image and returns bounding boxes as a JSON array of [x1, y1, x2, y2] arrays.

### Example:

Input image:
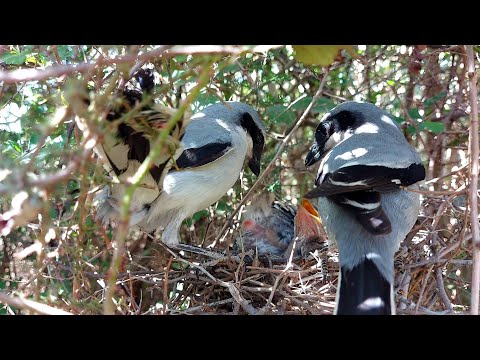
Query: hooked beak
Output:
[[303, 187, 325, 199], [305, 142, 323, 167], [249, 136, 264, 176], [248, 156, 261, 176]]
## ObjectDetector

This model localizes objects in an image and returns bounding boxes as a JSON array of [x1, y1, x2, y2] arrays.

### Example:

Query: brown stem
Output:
[[0, 290, 72, 315], [465, 46, 480, 315], [0, 45, 267, 84]]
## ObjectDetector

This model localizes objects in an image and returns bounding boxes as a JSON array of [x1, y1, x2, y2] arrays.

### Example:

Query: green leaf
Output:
[[192, 210, 208, 221], [6, 140, 22, 154], [221, 63, 241, 73], [215, 200, 232, 215], [293, 45, 356, 66], [405, 125, 416, 135], [267, 180, 280, 192], [408, 108, 422, 120], [183, 210, 209, 227], [264, 105, 296, 124], [0, 51, 27, 65], [172, 54, 188, 63], [291, 97, 335, 113], [25, 55, 37, 65], [424, 92, 446, 108], [192, 92, 219, 112], [419, 121, 445, 134], [56, 45, 73, 60], [392, 116, 405, 125]]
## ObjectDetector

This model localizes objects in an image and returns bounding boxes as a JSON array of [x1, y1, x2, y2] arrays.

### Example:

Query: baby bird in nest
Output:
[[237, 193, 328, 258]]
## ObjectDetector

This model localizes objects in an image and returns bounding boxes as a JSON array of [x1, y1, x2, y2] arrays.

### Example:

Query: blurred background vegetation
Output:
[[0, 45, 477, 314]]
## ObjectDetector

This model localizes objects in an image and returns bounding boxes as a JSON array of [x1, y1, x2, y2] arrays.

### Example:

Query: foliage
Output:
[[0, 45, 477, 315]]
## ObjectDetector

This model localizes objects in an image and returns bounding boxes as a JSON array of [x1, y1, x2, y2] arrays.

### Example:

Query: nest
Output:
[[102, 231, 339, 315]]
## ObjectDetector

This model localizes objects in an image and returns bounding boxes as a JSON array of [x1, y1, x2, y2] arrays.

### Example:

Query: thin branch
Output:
[[435, 267, 453, 312], [465, 45, 480, 315], [415, 265, 434, 314], [155, 237, 257, 314], [163, 256, 173, 314], [21, 136, 95, 192], [216, 68, 330, 241], [0, 291, 72, 315], [0, 45, 269, 84]]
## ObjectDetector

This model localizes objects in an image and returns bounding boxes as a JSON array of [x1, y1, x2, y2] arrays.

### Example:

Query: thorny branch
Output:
[[2, 45, 477, 315]]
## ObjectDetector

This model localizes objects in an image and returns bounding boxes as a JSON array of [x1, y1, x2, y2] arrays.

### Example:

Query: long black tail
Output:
[[336, 258, 393, 315]]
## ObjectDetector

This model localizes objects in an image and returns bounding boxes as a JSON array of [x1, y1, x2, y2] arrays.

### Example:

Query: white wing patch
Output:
[[355, 122, 379, 134], [380, 114, 397, 128], [329, 179, 368, 187], [341, 199, 380, 210], [335, 147, 368, 161]]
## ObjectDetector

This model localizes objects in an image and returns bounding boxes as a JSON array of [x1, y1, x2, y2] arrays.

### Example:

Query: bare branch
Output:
[[0, 291, 72, 315], [435, 267, 453, 312], [0, 45, 276, 84], [465, 45, 480, 315]]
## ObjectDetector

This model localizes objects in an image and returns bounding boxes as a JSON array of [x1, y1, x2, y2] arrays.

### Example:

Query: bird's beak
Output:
[[295, 198, 325, 239], [248, 142, 263, 176], [305, 142, 322, 167], [303, 187, 324, 199], [248, 157, 261, 176], [301, 198, 321, 223]]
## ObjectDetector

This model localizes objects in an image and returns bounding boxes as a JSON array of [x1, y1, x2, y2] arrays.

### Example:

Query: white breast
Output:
[[141, 127, 251, 231]]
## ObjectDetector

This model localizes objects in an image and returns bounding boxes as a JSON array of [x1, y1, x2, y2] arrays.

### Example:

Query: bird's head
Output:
[[305, 101, 397, 167], [238, 193, 295, 256], [188, 101, 266, 176]]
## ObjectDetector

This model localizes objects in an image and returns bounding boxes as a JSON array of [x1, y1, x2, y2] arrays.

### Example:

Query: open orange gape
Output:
[[238, 195, 328, 258]]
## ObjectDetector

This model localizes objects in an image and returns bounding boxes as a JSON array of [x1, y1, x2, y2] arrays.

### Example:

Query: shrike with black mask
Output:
[[305, 101, 425, 315]]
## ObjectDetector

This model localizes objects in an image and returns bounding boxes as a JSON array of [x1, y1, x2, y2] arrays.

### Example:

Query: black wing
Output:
[[175, 142, 231, 169], [328, 191, 392, 234], [306, 163, 425, 198], [305, 163, 424, 235]]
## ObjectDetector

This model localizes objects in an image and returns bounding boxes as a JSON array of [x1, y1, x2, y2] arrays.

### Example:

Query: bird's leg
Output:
[[160, 217, 227, 259], [160, 217, 182, 246]]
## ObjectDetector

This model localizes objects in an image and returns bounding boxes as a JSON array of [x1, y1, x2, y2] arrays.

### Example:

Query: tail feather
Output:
[[336, 258, 393, 315]]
